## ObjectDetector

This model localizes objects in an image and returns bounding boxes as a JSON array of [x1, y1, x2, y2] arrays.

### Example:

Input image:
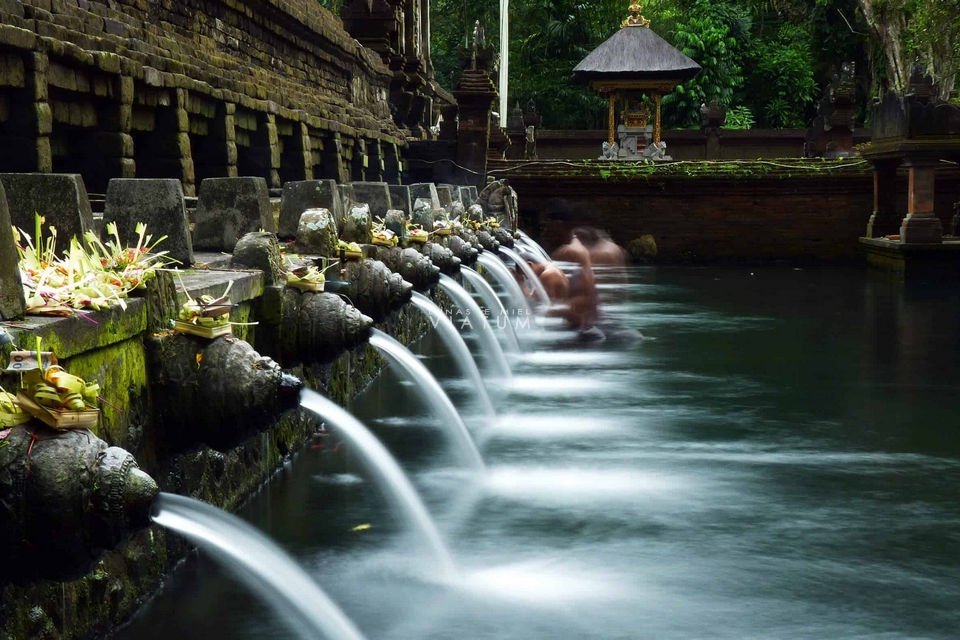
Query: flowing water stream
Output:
[[476, 252, 531, 314], [460, 266, 522, 354], [500, 246, 551, 306], [121, 266, 960, 640], [369, 329, 485, 470], [438, 274, 512, 378], [410, 291, 495, 416]]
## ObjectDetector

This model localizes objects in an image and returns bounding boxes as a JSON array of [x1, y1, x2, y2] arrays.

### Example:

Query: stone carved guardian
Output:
[[476, 179, 519, 231]]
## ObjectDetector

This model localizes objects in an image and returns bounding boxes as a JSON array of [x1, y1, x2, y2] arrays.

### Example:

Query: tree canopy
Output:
[[426, 0, 960, 130]]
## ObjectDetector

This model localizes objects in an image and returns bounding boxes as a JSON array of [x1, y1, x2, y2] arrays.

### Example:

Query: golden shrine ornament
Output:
[[622, 1, 651, 28]]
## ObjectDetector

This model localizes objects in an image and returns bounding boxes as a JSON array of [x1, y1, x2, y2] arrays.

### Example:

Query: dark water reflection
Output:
[[119, 266, 960, 640]]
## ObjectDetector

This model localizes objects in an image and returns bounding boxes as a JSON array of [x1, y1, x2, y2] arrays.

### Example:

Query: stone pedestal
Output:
[[104, 178, 194, 267], [899, 161, 942, 244]]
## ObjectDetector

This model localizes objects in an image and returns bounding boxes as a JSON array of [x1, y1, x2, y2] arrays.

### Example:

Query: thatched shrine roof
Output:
[[573, 21, 701, 86]]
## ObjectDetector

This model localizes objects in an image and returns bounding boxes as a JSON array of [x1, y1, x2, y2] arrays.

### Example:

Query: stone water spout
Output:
[[337, 258, 414, 322], [419, 241, 461, 275], [477, 230, 501, 253], [441, 234, 479, 266], [147, 335, 303, 453], [281, 290, 374, 364], [491, 226, 515, 249], [0, 427, 158, 585], [363, 244, 440, 292]]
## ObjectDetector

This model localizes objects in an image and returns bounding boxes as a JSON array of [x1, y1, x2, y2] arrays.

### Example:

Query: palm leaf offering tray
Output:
[[16, 215, 172, 317], [4, 349, 100, 430], [286, 264, 326, 292], [407, 225, 430, 244], [484, 217, 501, 228], [0, 390, 30, 428], [338, 240, 364, 260], [175, 279, 234, 339], [372, 228, 398, 247], [433, 220, 452, 236]]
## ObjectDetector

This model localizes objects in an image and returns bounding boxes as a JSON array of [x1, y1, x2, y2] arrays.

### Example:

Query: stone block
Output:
[[278, 179, 342, 239], [0, 173, 93, 252], [388, 185, 412, 216], [436, 184, 456, 209], [193, 176, 273, 252], [104, 178, 193, 267], [341, 203, 372, 244], [459, 186, 475, 207], [409, 182, 441, 210], [231, 231, 284, 286], [412, 197, 434, 228], [295, 208, 338, 256], [339, 182, 356, 210], [351, 181, 392, 219], [0, 180, 25, 319]]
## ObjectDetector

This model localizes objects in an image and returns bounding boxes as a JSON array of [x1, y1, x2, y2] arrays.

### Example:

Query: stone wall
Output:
[[492, 160, 960, 262], [509, 129, 873, 162], [0, 0, 410, 195]]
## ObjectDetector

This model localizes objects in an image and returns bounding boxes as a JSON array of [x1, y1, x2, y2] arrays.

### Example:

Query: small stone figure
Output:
[[524, 126, 538, 160], [643, 141, 668, 161], [602, 141, 620, 160]]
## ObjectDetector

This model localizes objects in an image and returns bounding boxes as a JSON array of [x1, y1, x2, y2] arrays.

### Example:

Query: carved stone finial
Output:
[[622, 1, 650, 28]]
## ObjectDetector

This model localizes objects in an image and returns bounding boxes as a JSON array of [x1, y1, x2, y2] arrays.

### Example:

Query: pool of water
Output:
[[119, 266, 960, 639]]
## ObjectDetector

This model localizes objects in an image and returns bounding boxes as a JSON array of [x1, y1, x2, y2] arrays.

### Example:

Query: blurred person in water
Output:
[[571, 226, 628, 287], [542, 199, 603, 340]]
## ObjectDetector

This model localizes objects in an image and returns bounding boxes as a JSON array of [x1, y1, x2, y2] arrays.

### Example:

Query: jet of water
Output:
[[477, 252, 531, 315], [515, 230, 552, 262], [151, 492, 367, 640], [500, 246, 551, 307], [300, 389, 459, 577], [411, 291, 496, 417], [369, 329, 487, 470], [438, 275, 512, 379], [460, 266, 522, 354]]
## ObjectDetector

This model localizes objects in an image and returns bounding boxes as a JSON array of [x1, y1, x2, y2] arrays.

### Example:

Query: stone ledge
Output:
[[175, 268, 264, 304], [2, 298, 146, 360]]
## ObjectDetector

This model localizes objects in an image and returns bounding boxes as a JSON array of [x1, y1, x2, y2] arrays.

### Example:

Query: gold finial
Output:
[[621, 1, 651, 28]]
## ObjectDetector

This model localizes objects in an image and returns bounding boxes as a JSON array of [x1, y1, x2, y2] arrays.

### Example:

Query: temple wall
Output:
[[507, 129, 873, 161], [494, 161, 960, 262], [0, 0, 409, 195]]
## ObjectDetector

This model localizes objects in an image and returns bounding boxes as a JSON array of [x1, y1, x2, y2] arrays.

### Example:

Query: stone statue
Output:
[[602, 141, 620, 160], [476, 179, 519, 230], [643, 141, 669, 161], [524, 125, 538, 160]]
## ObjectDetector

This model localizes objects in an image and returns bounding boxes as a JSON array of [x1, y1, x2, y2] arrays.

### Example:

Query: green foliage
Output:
[[661, 1, 747, 128], [745, 24, 818, 127], [723, 105, 755, 129], [317, 0, 343, 16], [429, 0, 878, 130]]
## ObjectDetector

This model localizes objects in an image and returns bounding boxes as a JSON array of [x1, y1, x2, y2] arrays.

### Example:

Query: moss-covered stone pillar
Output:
[[365, 138, 383, 182], [22, 52, 50, 172], [383, 141, 402, 184], [351, 137, 366, 182], [94, 74, 136, 189], [173, 88, 196, 197], [319, 130, 349, 183]]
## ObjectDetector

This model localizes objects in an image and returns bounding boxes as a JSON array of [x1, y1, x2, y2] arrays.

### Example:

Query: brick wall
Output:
[[491, 160, 960, 262]]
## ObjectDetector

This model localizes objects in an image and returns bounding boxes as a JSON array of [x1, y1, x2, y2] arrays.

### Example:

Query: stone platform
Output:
[[859, 237, 960, 279]]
